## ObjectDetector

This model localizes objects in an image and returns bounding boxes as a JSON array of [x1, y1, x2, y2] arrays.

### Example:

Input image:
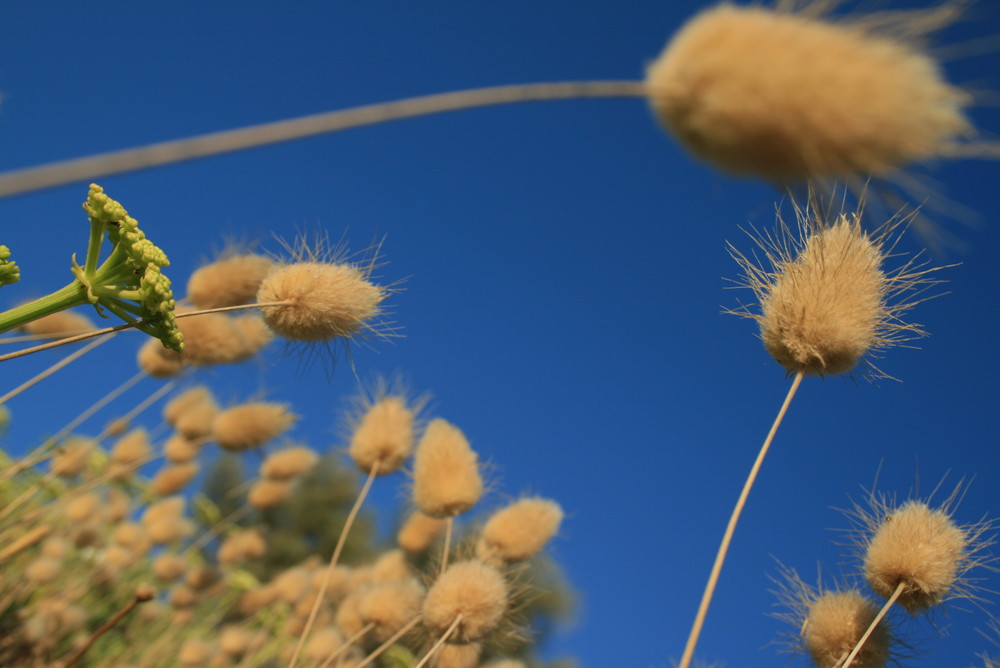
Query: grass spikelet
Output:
[[109, 427, 151, 479], [398, 511, 447, 555], [248, 479, 290, 509], [212, 401, 297, 452], [477, 497, 563, 564], [359, 577, 425, 642], [729, 200, 942, 379], [412, 418, 483, 518], [349, 393, 417, 476], [645, 2, 973, 183], [137, 338, 184, 378], [174, 309, 251, 366], [150, 462, 200, 495], [772, 567, 893, 668], [260, 446, 318, 480], [255, 234, 393, 350], [152, 553, 186, 581], [187, 253, 275, 310], [164, 386, 215, 427], [49, 437, 95, 477], [21, 309, 96, 338], [422, 560, 508, 644], [163, 433, 200, 463], [848, 486, 996, 614]]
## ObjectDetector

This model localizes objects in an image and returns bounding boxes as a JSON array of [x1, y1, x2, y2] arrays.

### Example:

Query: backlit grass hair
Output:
[[346, 377, 426, 476], [728, 196, 943, 379], [255, 232, 396, 352], [772, 566, 894, 668], [645, 1, 979, 184], [845, 482, 997, 614]]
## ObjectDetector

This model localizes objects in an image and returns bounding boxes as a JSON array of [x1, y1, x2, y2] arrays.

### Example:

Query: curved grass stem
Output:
[[0, 81, 647, 198], [841, 581, 905, 668], [677, 370, 805, 668]]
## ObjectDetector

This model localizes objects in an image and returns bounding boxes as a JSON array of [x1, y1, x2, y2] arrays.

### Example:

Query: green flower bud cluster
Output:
[[0, 245, 19, 287], [79, 184, 184, 352]]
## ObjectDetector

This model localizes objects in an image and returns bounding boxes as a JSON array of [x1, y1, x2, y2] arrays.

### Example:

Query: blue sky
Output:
[[1, 2, 999, 666]]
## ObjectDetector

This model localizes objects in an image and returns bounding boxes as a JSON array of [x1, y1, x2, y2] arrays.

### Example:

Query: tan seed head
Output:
[[213, 402, 297, 452], [349, 395, 415, 475], [187, 253, 275, 309], [423, 560, 508, 644], [477, 497, 563, 564], [412, 418, 483, 518]]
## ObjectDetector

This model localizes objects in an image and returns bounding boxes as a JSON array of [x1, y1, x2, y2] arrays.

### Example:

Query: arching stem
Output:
[[841, 581, 905, 668], [678, 370, 805, 668]]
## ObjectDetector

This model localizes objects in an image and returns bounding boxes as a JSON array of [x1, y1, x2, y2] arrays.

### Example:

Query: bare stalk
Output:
[[0, 81, 647, 198], [62, 586, 154, 668], [841, 581, 906, 668], [678, 370, 805, 668], [413, 615, 464, 668], [288, 461, 380, 668]]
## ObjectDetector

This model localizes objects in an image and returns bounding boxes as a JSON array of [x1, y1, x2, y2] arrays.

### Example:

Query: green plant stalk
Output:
[[0, 280, 90, 334]]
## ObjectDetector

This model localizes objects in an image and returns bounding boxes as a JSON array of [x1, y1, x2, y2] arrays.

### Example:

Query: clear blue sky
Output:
[[0, 2, 998, 666]]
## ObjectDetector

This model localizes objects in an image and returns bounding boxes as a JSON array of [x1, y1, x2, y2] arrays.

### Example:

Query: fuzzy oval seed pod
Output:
[[305, 627, 345, 663], [477, 498, 563, 563], [148, 517, 194, 545], [412, 419, 483, 518], [21, 310, 96, 338], [138, 338, 184, 378], [212, 402, 297, 452], [178, 639, 213, 666], [256, 261, 386, 342], [646, 3, 972, 182], [423, 560, 508, 644], [218, 625, 252, 656], [260, 446, 318, 480], [359, 578, 425, 642], [176, 401, 219, 441], [109, 428, 151, 479], [142, 496, 186, 527], [233, 314, 273, 356], [805, 590, 890, 668], [112, 522, 148, 549], [153, 553, 187, 581], [49, 438, 95, 477], [349, 396, 414, 475], [151, 462, 200, 496], [164, 386, 216, 426], [864, 500, 967, 613], [371, 548, 412, 583], [25, 556, 62, 584], [397, 510, 446, 555], [187, 254, 275, 309], [176, 310, 251, 366], [730, 209, 937, 379], [248, 479, 290, 509], [164, 434, 200, 463], [432, 642, 482, 668], [65, 492, 102, 523]]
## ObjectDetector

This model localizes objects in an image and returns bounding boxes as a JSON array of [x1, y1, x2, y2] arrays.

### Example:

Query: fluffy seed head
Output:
[[349, 395, 415, 475], [164, 386, 215, 426], [423, 560, 508, 644], [212, 402, 297, 452], [807, 590, 890, 668], [257, 260, 386, 342], [248, 479, 290, 509], [431, 642, 482, 668], [187, 253, 275, 309], [21, 309, 96, 338], [137, 338, 184, 378], [729, 203, 938, 379], [359, 577, 425, 641], [773, 568, 892, 668], [151, 462, 200, 495], [477, 497, 564, 564], [412, 418, 483, 518], [397, 511, 446, 554], [848, 487, 996, 615], [646, 3, 972, 182], [164, 434, 200, 463], [260, 446, 318, 480], [49, 437, 95, 477], [109, 428, 151, 479], [175, 309, 251, 366]]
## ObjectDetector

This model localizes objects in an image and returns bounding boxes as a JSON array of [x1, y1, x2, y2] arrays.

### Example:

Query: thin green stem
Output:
[[0, 281, 90, 334], [677, 370, 805, 668], [0, 81, 648, 198]]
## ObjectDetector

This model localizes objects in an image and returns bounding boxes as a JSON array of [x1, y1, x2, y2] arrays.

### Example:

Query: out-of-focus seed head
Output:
[[212, 402, 297, 452], [423, 560, 508, 644], [412, 418, 483, 518], [477, 497, 563, 564], [397, 511, 446, 555], [259, 446, 318, 480], [175, 309, 251, 366], [164, 386, 216, 427], [49, 437, 95, 477], [21, 310, 96, 339], [248, 479, 291, 509], [359, 578, 425, 642], [138, 338, 185, 378], [646, 3, 973, 183], [729, 201, 941, 380], [349, 394, 416, 476], [151, 462, 200, 496], [187, 253, 275, 310]]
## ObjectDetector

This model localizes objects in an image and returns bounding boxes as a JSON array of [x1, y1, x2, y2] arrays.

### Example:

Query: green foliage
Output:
[[0, 245, 19, 287]]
